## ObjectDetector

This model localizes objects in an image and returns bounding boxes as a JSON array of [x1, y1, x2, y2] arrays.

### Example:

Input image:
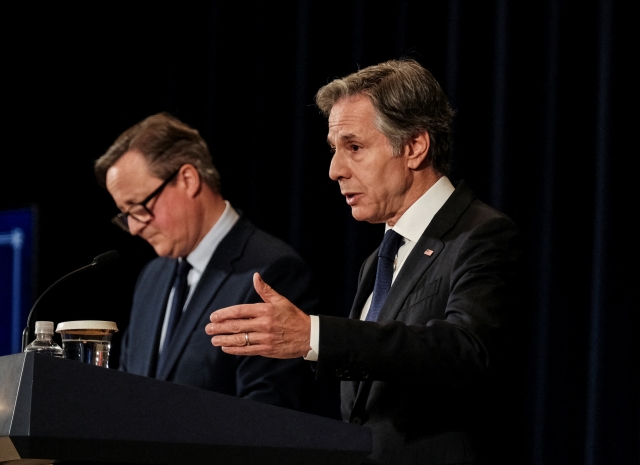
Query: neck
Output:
[[386, 169, 442, 227], [184, 189, 227, 257], [201, 191, 227, 232]]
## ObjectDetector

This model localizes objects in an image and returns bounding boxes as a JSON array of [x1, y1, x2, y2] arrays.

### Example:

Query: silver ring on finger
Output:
[[245, 332, 250, 346]]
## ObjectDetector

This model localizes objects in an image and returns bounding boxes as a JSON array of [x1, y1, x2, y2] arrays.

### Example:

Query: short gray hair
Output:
[[315, 59, 454, 176]]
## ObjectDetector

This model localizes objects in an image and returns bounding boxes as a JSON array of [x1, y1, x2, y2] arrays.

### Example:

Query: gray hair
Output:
[[315, 59, 454, 176]]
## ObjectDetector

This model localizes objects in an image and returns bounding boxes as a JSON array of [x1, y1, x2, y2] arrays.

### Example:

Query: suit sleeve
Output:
[[315, 213, 519, 390]]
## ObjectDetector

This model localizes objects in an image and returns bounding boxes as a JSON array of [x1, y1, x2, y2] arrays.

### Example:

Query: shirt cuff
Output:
[[304, 315, 319, 361]]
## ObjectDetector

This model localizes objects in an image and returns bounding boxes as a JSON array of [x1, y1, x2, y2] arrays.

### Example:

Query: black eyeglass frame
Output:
[[111, 168, 181, 232]]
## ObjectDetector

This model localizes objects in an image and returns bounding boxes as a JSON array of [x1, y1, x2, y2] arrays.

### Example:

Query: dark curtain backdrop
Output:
[[1, 1, 635, 464]]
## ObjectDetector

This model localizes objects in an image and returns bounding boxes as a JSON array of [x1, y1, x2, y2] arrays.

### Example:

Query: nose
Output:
[[329, 151, 348, 181], [128, 217, 146, 236]]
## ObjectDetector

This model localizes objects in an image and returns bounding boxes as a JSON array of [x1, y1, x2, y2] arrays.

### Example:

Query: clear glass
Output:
[[24, 332, 64, 357], [59, 329, 114, 367]]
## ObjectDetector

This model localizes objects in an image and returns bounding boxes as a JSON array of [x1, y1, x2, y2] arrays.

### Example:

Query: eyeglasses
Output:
[[111, 168, 180, 233]]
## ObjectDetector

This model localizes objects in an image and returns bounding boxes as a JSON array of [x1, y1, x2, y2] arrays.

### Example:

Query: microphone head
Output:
[[91, 250, 120, 270]]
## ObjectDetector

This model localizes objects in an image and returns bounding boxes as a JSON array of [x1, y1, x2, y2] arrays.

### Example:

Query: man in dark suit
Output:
[[206, 59, 520, 464], [94, 112, 316, 410]]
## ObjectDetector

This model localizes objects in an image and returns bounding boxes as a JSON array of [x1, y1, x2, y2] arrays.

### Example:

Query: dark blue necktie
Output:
[[366, 229, 404, 322], [163, 259, 192, 347]]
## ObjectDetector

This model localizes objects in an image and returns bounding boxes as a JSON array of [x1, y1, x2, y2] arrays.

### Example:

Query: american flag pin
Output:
[[424, 249, 434, 256]]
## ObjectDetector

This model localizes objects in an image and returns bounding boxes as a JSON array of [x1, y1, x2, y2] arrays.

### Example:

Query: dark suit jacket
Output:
[[316, 181, 520, 464], [120, 215, 317, 410]]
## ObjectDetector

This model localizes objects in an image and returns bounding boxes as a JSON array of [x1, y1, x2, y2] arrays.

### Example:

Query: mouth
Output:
[[342, 192, 361, 206]]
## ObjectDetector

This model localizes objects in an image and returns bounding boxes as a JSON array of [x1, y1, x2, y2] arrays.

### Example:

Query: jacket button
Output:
[[335, 368, 344, 377], [362, 372, 369, 379], [351, 417, 362, 425]]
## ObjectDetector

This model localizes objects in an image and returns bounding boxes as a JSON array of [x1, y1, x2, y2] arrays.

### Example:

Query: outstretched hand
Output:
[[205, 272, 311, 359]]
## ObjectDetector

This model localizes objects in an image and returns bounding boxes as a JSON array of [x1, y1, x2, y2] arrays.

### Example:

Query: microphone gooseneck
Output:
[[21, 250, 120, 351], [91, 250, 120, 269]]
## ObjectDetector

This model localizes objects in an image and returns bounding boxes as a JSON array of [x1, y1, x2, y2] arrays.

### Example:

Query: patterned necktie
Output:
[[365, 229, 404, 322], [163, 259, 192, 347]]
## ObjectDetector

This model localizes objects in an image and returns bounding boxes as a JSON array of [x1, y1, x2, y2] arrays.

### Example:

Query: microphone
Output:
[[21, 250, 120, 351], [91, 250, 120, 270]]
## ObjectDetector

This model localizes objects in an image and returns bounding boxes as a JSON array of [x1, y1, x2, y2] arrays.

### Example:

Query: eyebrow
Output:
[[327, 133, 359, 145]]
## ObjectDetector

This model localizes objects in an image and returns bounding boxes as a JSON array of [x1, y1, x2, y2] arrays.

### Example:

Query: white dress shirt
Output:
[[158, 201, 239, 354], [305, 176, 455, 361]]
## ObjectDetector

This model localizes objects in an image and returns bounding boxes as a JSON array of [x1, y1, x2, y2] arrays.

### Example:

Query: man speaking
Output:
[[206, 59, 520, 464], [95, 113, 316, 410]]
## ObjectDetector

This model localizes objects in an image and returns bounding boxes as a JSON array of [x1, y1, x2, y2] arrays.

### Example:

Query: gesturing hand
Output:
[[205, 272, 311, 359]]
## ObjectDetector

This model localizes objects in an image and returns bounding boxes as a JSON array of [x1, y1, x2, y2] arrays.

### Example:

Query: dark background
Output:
[[1, 1, 636, 464]]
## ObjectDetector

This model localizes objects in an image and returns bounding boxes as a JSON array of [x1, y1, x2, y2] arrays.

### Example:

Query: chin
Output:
[[351, 207, 385, 224], [350, 207, 374, 223], [151, 243, 172, 258]]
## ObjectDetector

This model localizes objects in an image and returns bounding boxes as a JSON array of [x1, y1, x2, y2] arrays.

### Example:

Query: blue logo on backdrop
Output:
[[0, 208, 36, 356]]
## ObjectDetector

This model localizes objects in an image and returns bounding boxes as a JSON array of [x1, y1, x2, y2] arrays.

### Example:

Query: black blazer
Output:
[[120, 215, 317, 410], [316, 181, 520, 464]]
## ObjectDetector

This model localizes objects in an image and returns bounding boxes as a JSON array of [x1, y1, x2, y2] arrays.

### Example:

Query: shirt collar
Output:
[[185, 201, 239, 273], [387, 176, 455, 242]]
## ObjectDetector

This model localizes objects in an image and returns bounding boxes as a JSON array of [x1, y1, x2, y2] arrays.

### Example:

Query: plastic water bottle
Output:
[[24, 321, 64, 357]]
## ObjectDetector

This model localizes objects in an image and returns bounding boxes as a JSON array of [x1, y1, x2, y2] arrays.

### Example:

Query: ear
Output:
[[179, 164, 203, 198], [404, 131, 430, 170]]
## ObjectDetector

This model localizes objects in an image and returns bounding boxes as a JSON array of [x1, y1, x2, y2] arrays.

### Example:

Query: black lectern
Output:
[[0, 353, 371, 464]]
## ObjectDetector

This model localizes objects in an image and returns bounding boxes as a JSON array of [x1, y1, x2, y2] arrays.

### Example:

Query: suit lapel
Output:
[[350, 181, 477, 417], [140, 260, 176, 377], [348, 250, 378, 319], [155, 217, 254, 380], [374, 237, 444, 322], [375, 180, 477, 323]]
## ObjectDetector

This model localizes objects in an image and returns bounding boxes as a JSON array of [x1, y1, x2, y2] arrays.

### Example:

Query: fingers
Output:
[[211, 331, 256, 348], [208, 326, 259, 355], [210, 331, 272, 356], [207, 274, 279, 327], [205, 319, 255, 337], [206, 274, 311, 359], [253, 272, 285, 304], [210, 332, 295, 359], [209, 303, 262, 325]]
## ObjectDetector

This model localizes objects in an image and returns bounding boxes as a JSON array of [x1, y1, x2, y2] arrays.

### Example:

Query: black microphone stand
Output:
[[21, 251, 119, 351]]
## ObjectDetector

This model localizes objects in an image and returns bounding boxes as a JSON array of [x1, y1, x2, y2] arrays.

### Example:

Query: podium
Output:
[[0, 353, 371, 464]]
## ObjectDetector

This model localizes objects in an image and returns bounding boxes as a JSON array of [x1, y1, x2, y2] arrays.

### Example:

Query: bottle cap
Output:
[[56, 320, 118, 333], [34, 321, 54, 335]]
